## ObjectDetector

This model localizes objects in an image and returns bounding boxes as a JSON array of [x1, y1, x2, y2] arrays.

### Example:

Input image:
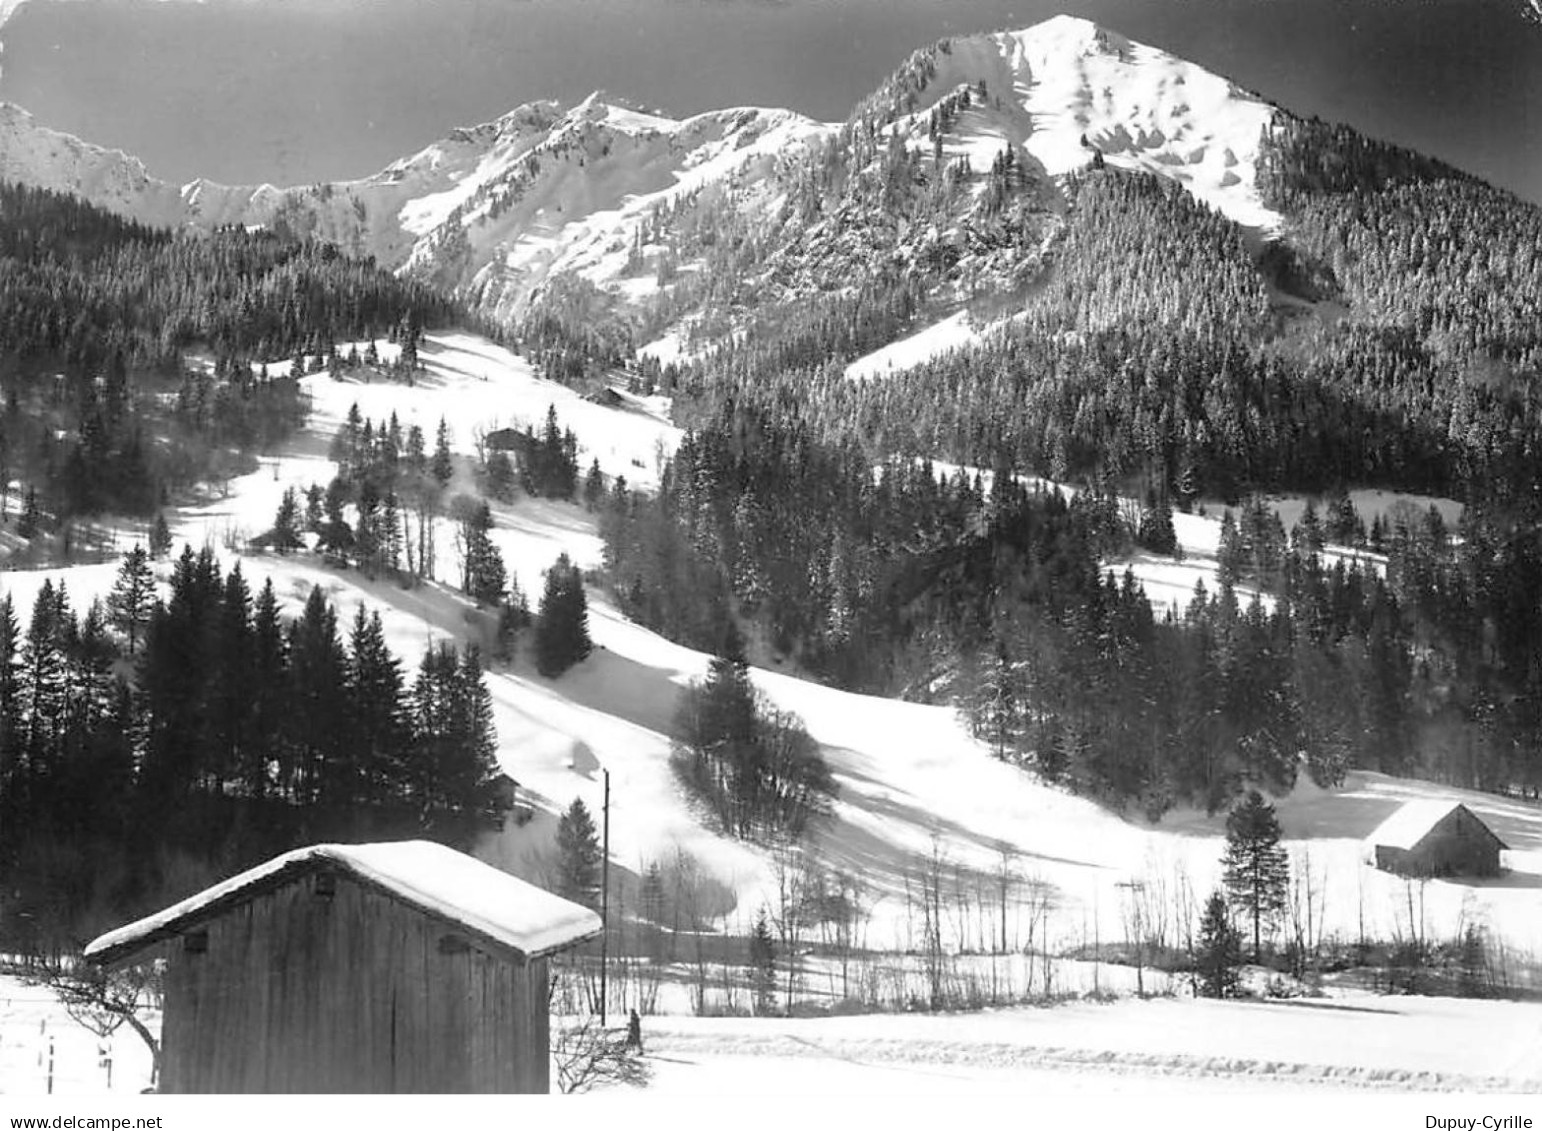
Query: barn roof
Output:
[[1365, 799, 1508, 852], [84, 841, 602, 966]]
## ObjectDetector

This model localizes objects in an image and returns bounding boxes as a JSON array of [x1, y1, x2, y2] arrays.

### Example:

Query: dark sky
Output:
[[2, 0, 1538, 203]]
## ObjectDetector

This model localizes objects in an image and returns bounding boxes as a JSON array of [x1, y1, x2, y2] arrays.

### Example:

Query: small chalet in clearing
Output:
[[1364, 800, 1508, 879], [84, 841, 601, 1094]]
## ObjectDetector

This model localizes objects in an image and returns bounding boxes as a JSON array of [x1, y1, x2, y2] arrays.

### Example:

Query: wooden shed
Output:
[[1364, 800, 1508, 878], [84, 841, 601, 1093]]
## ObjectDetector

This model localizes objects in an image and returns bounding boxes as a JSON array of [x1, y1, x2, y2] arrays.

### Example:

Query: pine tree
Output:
[[1222, 789, 1290, 961], [107, 543, 156, 655], [1196, 890, 1242, 998], [556, 797, 602, 911], [534, 552, 593, 677]]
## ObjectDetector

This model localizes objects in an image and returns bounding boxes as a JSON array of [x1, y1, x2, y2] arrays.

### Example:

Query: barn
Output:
[[1364, 800, 1508, 878], [84, 841, 602, 1093]]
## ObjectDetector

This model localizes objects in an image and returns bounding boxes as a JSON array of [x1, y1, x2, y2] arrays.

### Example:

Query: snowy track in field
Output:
[[637, 996, 1542, 1094], [645, 1030, 1529, 1093]]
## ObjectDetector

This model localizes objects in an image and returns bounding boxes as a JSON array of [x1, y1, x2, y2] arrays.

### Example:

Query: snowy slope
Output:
[[843, 311, 986, 381], [3, 333, 1536, 966]]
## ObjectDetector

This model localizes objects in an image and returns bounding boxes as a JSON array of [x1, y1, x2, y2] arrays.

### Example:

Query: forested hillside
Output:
[[589, 94, 1542, 817], [0, 545, 508, 955], [0, 181, 464, 530]]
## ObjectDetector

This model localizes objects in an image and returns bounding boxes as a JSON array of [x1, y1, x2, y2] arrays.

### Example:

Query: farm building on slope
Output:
[[84, 841, 601, 1093], [1364, 800, 1508, 878]]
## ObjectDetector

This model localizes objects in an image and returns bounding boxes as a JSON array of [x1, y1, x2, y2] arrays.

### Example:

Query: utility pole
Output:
[[600, 766, 611, 1027]]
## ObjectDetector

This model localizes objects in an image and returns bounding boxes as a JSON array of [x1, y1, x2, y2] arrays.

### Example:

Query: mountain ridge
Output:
[[1, 12, 1532, 362], [0, 15, 1289, 324]]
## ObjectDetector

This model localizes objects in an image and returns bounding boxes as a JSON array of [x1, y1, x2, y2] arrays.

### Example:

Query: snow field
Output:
[[842, 311, 985, 382], [637, 992, 1542, 1093]]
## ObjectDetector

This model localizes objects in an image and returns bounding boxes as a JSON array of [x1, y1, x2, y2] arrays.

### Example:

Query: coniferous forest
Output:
[[0, 181, 464, 527], [0, 545, 508, 956]]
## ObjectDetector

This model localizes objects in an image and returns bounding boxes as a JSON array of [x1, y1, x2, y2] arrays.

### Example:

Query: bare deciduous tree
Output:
[[26, 959, 163, 1089]]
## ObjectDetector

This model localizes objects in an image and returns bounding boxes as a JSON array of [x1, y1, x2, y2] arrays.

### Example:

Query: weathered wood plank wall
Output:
[[159, 871, 543, 1093]]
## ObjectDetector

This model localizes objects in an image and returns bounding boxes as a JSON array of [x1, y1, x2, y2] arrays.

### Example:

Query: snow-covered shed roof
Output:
[[1364, 800, 1507, 852], [84, 841, 602, 966]]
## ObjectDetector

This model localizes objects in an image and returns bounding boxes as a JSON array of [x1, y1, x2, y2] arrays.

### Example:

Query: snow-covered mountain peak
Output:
[[879, 16, 1282, 231], [1007, 12, 1133, 58], [0, 16, 1290, 327]]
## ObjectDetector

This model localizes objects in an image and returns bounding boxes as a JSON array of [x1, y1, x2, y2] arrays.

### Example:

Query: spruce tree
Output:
[[459, 501, 507, 605], [346, 606, 409, 809], [534, 552, 592, 677], [209, 565, 254, 794], [107, 543, 156, 655], [149, 512, 173, 559], [493, 583, 530, 665], [640, 862, 666, 924], [408, 642, 460, 817], [556, 797, 602, 911], [21, 580, 72, 783], [0, 595, 22, 808], [320, 478, 354, 560], [271, 487, 304, 553], [1196, 890, 1242, 998], [1222, 789, 1290, 961], [749, 908, 777, 1015], [287, 585, 349, 808], [405, 424, 427, 476], [583, 459, 604, 511], [17, 485, 41, 540], [486, 450, 516, 503], [431, 417, 454, 487], [246, 579, 288, 799], [449, 645, 502, 824]]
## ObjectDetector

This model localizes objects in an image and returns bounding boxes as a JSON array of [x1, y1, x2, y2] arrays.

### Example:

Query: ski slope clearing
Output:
[[2, 332, 1538, 963]]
